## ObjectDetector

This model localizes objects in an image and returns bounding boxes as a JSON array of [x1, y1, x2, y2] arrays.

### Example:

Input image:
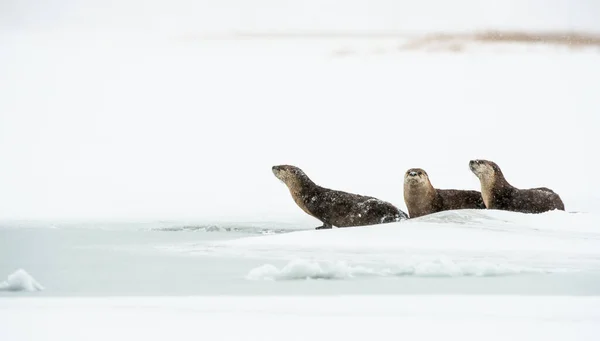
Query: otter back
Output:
[[486, 187, 565, 213]]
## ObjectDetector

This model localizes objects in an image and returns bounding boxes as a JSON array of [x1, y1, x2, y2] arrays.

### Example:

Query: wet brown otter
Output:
[[469, 159, 565, 213], [272, 165, 408, 229], [403, 168, 485, 218]]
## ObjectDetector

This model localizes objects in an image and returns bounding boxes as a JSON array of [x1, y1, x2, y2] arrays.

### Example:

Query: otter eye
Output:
[[418, 172, 422, 175]]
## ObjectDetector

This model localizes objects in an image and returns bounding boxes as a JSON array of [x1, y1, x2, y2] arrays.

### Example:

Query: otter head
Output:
[[403, 168, 435, 217], [469, 159, 506, 203], [404, 168, 430, 187], [469, 159, 504, 208], [469, 159, 500, 182], [272, 165, 309, 191]]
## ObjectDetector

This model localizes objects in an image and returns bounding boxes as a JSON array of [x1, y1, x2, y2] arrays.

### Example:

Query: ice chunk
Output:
[[0, 269, 44, 292]]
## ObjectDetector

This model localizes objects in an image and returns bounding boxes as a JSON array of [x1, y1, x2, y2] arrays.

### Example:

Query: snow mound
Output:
[[217, 210, 600, 254], [246, 261, 360, 280], [246, 257, 538, 281], [167, 210, 600, 275], [0, 269, 44, 292]]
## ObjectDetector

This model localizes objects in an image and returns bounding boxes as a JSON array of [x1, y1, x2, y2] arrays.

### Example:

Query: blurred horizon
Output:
[[2, 0, 600, 34]]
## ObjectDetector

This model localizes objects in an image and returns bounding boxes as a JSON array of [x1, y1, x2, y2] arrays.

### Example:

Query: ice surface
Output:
[[148, 224, 301, 234], [3, 224, 600, 296], [0, 269, 44, 292]]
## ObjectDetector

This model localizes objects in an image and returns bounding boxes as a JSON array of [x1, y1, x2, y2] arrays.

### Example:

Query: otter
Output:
[[272, 165, 408, 229], [469, 159, 565, 213], [403, 168, 485, 218]]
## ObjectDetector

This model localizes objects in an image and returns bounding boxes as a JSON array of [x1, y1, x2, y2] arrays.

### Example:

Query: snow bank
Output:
[[215, 210, 600, 254], [0, 269, 44, 292], [166, 210, 600, 274], [247, 260, 377, 280], [246, 257, 536, 280]]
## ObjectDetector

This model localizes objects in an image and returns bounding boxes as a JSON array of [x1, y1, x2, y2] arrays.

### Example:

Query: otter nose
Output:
[[469, 160, 476, 165], [409, 171, 417, 176]]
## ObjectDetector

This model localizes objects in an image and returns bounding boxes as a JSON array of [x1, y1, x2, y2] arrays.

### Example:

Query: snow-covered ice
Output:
[[0, 269, 44, 292], [2, 210, 600, 296], [166, 210, 600, 278]]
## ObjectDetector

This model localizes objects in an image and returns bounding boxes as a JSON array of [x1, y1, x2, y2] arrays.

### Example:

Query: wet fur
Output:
[[273, 165, 408, 229], [469, 160, 565, 213], [404, 168, 485, 218]]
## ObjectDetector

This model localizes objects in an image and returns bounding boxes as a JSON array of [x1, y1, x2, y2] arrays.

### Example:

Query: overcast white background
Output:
[[1, 0, 599, 222], [2, 0, 600, 32]]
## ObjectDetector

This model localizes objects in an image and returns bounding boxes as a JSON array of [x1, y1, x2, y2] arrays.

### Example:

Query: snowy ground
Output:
[[3, 210, 600, 340], [2, 296, 600, 341]]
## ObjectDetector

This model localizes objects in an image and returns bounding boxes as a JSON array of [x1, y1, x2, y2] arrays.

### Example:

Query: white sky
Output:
[[0, 1, 599, 222], [1, 0, 600, 33]]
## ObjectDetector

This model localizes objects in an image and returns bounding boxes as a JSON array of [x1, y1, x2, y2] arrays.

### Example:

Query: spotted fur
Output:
[[273, 165, 408, 229]]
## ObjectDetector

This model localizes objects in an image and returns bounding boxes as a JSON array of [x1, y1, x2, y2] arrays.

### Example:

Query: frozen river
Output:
[[2, 210, 600, 297]]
